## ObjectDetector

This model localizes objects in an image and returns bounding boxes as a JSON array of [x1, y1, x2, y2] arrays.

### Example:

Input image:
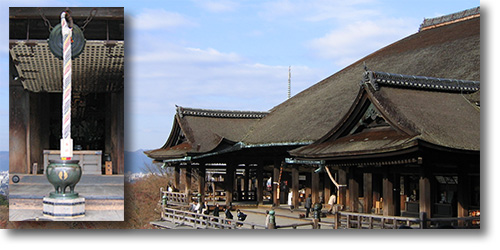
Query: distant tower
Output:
[[288, 66, 291, 99]]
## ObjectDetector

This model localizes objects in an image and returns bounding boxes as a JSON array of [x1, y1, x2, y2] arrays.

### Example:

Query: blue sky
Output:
[[0, 0, 485, 152]]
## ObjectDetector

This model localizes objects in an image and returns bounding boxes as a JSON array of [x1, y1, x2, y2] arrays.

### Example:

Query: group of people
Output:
[[187, 201, 247, 226], [188, 200, 210, 215]]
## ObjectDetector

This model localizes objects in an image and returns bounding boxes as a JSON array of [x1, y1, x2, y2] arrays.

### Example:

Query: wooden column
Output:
[[323, 172, 330, 204], [348, 170, 359, 212], [311, 168, 320, 204], [256, 163, 264, 205], [273, 160, 281, 206], [225, 163, 235, 206], [292, 165, 299, 208], [372, 173, 382, 208], [110, 90, 124, 174], [419, 168, 432, 218], [338, 167, 347, 209], [243, 166, 249, 201], [457, 166, 470, 226], [174, 166, 180, 190], [9, 81, 29, 174], [393, 173, 401, 216], [198, 164, 206, 200], [363, 173, 373, 214], [383, 172, 394, 216], [184, 164, 192, 201]]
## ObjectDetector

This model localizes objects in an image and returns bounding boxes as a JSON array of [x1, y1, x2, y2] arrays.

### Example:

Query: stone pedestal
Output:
[[42, 197, 85, 218]]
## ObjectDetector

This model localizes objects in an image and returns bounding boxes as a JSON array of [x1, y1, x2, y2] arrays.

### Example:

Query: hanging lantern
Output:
[[48, 23, 86, 59]]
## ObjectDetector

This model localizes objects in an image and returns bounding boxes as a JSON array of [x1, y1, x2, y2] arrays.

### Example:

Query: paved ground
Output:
[[8, 174, 124, 221]]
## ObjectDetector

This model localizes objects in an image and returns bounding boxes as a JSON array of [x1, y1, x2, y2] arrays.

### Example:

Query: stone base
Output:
[[43, 197, 85, 218]]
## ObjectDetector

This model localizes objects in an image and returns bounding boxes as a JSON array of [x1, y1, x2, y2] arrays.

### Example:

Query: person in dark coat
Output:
[[212, 203, 220, 222], [225, 207, 233, 220], [305, 194, 312, 218]]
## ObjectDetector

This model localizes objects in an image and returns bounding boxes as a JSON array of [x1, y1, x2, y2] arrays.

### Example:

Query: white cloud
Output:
[[193, 0, 239, 13], [258, 0, 379, 22], [130, 8, 196, 30], [307, 18, 418, 66]]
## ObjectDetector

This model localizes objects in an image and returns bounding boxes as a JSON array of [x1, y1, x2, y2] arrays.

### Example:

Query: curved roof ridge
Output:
[[176, 106, 269, 119], [364, 70, 480, 92], [419, 6, 480, 31]]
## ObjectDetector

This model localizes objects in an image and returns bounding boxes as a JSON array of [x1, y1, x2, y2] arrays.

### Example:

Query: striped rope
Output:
[[61, 11, 73, 159]]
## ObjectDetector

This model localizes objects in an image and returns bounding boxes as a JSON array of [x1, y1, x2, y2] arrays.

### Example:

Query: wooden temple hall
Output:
[[9, 7, 124, 176], [146, 7, 480, 220]]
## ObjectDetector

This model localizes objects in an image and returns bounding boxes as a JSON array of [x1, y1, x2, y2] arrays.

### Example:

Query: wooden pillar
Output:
[[243, 166, 249, 201], [225, 163, 235, 206], [110, 90, 124, 174], [256, 163, 264, 205], [393, 173, 401, 216], [323, 172, 331, 204], [457, 167, 470, 219], [363, 173, 373, 214], [383, 172, 394, 216], [419, 168, 432, 218], [174, 166, 180, 190], [292, 165, 299, 208], [348, 170, 359, 212], [372, 173, 382, 208], [311, 168, 320, 204], [184, 164, 192, 201], [338, 167, 347, 209], [273, 160, 281, 206], [9, 81, 29, 174], [198, 164, 206, 200]]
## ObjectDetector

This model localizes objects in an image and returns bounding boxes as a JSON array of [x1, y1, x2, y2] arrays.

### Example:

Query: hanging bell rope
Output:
[[60, 10, 73, 160]]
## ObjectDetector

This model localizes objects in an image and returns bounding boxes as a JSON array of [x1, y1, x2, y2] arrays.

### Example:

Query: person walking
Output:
[[305, 194, 312, 218]]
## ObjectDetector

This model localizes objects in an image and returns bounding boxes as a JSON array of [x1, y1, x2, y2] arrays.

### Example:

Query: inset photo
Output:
[[8, 7, 124, 221]]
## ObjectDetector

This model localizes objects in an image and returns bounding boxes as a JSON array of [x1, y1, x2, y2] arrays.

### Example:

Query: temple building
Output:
[[146, 7, 480, 220]]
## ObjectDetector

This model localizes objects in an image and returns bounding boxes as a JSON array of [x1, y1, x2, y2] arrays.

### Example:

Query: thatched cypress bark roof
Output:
[[241, 13, 479, 147]]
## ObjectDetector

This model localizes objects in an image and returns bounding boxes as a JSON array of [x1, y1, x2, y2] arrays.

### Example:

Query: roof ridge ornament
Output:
[[363, 70, 480, 93]]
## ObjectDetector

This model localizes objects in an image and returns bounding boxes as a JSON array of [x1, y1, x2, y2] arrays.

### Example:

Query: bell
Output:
[[48, 23, 86, 60]]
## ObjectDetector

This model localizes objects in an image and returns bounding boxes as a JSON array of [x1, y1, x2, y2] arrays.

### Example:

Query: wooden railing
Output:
[[156, 188, 479, 229], [334, 211, 480, 229], [160, 188, 189, 207], [160, 207, 266, 229]]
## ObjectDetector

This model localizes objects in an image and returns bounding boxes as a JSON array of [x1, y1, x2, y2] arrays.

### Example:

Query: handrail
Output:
[[161, 207, 267, 229], [335, 211, 480, 229]]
